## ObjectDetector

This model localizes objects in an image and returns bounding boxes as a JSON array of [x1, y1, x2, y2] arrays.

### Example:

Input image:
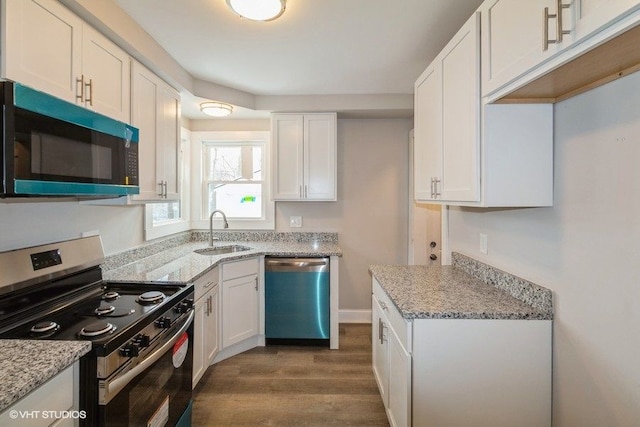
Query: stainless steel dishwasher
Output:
[[265, 257, 330, 345]]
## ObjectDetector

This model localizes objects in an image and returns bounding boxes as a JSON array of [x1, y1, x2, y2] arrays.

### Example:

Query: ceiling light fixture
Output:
[[200, 102, 233, 117], [226, 0, 286, 22]]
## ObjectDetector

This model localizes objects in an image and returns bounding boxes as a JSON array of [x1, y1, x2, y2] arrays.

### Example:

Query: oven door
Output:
[[98, 311, 194, 427]]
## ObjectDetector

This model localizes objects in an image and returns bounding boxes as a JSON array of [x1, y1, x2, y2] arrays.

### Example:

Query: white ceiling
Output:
[[115, 0, 483, 118]]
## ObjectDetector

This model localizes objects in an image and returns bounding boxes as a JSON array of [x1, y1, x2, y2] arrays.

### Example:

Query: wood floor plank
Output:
[[193, 323, 389, 426]]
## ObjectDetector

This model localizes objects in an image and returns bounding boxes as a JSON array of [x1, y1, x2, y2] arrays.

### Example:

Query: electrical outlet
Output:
[[479, 233, 488, 254], [289, 216, 302, 228]]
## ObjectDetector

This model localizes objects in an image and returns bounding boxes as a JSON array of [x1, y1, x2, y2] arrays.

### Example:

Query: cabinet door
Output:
[[131, 62, 161, 201], [130, 61, 180, 202], [440, 12, 480, 202], [387, 327, 411, 427], [81, 25, 130, 122], [481, 0, 563, 97], [2, 0, 83, 102], [205, 286, 220, 364], [304, 114, 337, 200], [574, 0, 640, 41], [271, 114, 304, 200], [222, 274, 259, 348], [192, 296, 206, 388], [414, 63, 442, 202], [158, 84, 181, 200], [371, 296, 389, 406]]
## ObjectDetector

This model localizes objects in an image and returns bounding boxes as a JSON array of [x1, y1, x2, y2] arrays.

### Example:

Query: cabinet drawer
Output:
[[222, 257, 259, 281], [193, 266, 219, 301], [373, 279, 411, 352]]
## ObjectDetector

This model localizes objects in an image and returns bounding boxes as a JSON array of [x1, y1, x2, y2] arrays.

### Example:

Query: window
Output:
[[194, 131, 274, 230], [204, 144, 263, 218]]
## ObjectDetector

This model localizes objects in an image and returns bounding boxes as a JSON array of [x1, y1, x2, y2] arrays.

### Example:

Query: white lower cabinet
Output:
[[0, 362, 78, 427], [221, 257, 260, 349], [192, 267, 219, 388], [372, 279, 551, 427], [372, 286, 412, 427]]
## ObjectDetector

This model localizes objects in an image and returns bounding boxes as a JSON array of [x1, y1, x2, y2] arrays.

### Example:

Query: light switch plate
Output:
[[479, 233, 488, 254], [290, 216, 302, 228]]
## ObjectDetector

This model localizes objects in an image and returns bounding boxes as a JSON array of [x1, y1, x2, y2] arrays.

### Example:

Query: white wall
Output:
[[277, 119, 412, 312], [448, 72, 640, 426], [0, 202, 144, 254]]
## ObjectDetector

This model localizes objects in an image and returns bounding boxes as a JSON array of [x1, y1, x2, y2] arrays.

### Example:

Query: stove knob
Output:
[[173, 300, 192, 314], [120, 343, 140, 358], [134, 334, 150, 348], [155, 317, 172, 328]]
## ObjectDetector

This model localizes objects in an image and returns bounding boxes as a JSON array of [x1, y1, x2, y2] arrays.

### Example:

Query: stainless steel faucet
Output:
[[208, 209, 229, 246]]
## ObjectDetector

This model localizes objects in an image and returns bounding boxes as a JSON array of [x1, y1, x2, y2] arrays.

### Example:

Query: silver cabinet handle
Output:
[[158, 181, 168, 198], [433, 178, 441, 198], [543, 0, 571, 51], [430, 177, 435, 198], [304, 185, 308, 198], [85, 78, 93, 106], [76, 75, 85, 103], [255, 277, 258, 292]]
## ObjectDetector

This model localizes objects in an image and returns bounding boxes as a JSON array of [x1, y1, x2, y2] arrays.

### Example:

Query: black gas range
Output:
[[0, 236, 194, 427]]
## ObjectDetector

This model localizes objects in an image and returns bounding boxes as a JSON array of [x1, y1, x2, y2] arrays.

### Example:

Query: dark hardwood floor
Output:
[[192, 323, 389, 426]]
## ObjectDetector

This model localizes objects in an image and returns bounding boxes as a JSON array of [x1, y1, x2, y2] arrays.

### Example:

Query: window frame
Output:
[[191, 131, 274, 231]]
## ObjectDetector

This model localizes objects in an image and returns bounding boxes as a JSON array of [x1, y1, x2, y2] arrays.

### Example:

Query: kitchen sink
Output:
[[194, 245, 252, 256]]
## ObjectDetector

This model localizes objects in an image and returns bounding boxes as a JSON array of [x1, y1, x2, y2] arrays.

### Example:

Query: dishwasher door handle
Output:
[[268, 260, 327, 268]]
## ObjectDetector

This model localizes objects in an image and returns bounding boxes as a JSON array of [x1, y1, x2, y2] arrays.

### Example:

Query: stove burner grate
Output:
[[137, 291, 166, 305], [30, 321, 60, 335], [102, 291, 120, 301], [95, 304, 116, 316], [79, 321, 116, 337]]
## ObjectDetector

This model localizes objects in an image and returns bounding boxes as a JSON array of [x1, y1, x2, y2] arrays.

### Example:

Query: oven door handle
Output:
[[102, 310, 194, 404]]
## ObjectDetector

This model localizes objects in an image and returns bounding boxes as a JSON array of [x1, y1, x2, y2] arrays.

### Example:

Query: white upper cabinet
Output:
[[414, 64, 442, 201], [2, 0, 130, 122], [481, 0, 567, 98], [131, 61, 181, 202], [414, 11, 554, 207], [271, 113, 337, 201], [80, 25, 131, 122], [440, 15, 480, 202], [483, 0, 640, 102], [573, 0, 640, 41]]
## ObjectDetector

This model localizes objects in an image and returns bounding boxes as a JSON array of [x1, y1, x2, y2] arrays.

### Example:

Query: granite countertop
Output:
[[0, 340, 91, 412], [369, 261, 552, 321], [104, 240, 342, 284]]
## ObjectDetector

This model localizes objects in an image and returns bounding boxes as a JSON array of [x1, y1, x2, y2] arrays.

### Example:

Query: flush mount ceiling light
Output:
[[200, 102, 233, 117], [226, 0, 286, 22]]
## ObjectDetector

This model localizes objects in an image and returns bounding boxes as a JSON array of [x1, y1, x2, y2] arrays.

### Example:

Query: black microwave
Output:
[[1, 82, 139, 198]]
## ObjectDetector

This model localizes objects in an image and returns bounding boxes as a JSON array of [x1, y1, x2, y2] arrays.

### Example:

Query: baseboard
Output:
[[339, 309, 372, 324]]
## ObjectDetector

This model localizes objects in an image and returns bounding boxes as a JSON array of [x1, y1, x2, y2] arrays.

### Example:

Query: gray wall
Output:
[[0, 118, 411, 315], [448, 72, 640, 426], [277, 119, 412, 312]]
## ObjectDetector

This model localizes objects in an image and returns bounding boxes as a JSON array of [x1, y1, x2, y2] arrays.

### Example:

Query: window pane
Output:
[[207, 145, 262, 181], [152, 202, 181, 225], [207, 183, 262, 218]]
